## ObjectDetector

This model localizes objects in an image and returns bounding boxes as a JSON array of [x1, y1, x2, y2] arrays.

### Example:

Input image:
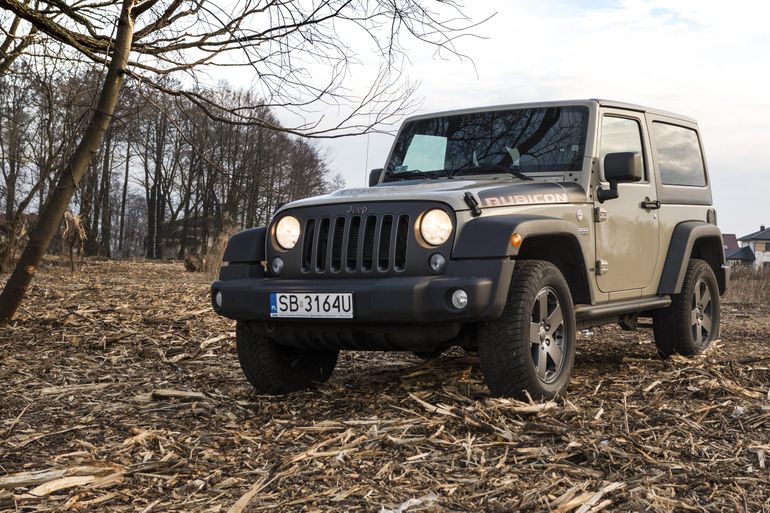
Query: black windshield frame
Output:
[[384, 106, 590, 180]]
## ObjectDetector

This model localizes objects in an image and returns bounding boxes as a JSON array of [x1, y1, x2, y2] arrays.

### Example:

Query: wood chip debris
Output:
[[1, 259, 769, 511]]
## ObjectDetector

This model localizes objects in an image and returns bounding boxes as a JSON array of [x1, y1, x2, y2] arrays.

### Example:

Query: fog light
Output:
[[214, 290, 222, 308], [451, 289, 468, 310], [428, 253, 446, 273], [270, 257, 284, 275]]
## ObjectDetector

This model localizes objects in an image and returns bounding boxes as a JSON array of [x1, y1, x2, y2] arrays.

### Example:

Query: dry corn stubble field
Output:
[[0, 260, 769, 513]]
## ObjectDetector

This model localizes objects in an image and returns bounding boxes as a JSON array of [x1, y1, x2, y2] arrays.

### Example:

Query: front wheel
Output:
[[652, 259, 720, 356], [236, 322, 339, 394], [477, 260, 576, 399]]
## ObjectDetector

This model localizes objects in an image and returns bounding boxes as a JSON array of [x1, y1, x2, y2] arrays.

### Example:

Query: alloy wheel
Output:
[[529, 287, 567, 383], [691, 278, 714, 347]]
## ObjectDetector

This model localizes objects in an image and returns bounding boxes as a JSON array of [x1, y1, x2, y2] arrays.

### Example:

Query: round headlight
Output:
[[275, 216, 301, 249], [420, 209, 453, 246]]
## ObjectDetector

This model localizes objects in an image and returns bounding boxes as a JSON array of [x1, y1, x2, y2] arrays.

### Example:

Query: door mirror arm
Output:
[[597, 180, 619, 203]]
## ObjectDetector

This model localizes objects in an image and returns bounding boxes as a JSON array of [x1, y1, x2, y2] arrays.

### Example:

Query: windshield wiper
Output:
[[385, 169, 444, 181], [450, 165, 533, 181]]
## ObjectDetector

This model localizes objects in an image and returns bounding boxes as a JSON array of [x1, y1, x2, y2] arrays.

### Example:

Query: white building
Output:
[[737, 225, 770, 272]]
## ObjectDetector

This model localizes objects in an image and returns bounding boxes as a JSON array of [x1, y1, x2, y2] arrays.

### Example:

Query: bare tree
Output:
[[0, 0, 483, 321], [0, 10, 36, 74], [0, 0, 134, 321]]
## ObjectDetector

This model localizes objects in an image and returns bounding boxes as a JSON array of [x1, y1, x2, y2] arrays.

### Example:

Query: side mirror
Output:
[[604, 152, 642, 183], [597, 152, 642, 203], [369, 168, 384, 187]]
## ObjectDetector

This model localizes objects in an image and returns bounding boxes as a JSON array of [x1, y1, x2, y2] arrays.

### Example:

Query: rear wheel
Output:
[[477, 260, 576, 399], [653, 259, 720, 356], [236, 321, 339, 394]]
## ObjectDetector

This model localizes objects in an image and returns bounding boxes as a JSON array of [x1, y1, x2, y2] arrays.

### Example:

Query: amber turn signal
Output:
[[510, 232, 523, 248]]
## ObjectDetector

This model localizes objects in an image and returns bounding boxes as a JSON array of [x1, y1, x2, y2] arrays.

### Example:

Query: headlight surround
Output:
[[275, 215, 301, 249], [420, 209, 453, 246]]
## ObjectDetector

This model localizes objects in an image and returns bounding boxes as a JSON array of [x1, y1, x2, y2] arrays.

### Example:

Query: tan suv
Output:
[[212, 99, 727, 399]]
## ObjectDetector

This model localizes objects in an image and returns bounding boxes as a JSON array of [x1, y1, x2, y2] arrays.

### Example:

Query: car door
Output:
[[594, 110, 659, 294]]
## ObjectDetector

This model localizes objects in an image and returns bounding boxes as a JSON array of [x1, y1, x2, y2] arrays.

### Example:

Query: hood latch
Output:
[[464, 192, 482, 217]]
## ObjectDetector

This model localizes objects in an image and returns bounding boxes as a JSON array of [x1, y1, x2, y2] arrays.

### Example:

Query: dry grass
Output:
[[723, 267, 770, 305], [1, 260, 769, 512]]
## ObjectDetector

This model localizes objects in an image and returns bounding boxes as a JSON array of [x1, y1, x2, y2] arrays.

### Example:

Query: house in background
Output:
[[722, 233, 739, 254], [733, 225, 770, 271], [722, 232, 753, 267], [726, 245, 756, 267]]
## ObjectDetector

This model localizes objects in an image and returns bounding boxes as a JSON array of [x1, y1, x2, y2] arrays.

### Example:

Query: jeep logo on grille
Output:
[[346, 205, 368, 215]]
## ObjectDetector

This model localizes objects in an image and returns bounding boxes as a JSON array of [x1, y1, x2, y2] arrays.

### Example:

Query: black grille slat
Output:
[[361, 215, 377, 271], [346, 216, 360, 272], [316, 218, 330, 272], [377, 215, 393, 271], [330, 217, 345, 272], [302, 219, 315, 272], [394, 215, 409, 271]]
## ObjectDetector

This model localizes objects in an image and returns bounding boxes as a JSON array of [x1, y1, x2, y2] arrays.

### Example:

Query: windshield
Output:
[[385, 106, 589, 180]]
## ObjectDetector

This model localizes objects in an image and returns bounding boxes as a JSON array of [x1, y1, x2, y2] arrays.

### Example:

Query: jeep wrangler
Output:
[[211, 99, 727, 399]]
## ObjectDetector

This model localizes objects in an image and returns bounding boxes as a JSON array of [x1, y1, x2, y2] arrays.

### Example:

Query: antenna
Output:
[[364, 109, 373, 186], [364, 132, 371, 186]]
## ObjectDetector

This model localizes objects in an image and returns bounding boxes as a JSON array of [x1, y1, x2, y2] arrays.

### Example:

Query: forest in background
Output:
[[0, 57, 343, 271]]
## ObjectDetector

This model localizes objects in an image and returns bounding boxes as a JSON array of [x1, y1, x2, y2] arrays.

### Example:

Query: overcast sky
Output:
[[315, 0, 770, 238]]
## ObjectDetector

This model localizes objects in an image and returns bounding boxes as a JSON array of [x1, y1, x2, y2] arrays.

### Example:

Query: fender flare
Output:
[[452, 214, 593, 303], [657, 221, 726, 295], [222, 227, 267, 263], [452, 215, 586, 259]]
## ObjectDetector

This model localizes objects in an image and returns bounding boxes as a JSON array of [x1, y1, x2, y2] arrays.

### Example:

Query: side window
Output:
[[599, 116, 645, 180], [652, 122, 706, 186]]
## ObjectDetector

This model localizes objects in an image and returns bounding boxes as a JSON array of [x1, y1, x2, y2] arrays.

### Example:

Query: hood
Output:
[[280, 177, 586, 213]]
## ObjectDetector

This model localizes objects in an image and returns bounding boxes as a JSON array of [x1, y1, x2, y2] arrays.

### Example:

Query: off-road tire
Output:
[[652, 259, 720, 357], [477, 260, 576, 399], [236, 321, 339, 394]]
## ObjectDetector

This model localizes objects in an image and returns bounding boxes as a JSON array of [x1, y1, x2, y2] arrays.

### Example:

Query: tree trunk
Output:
[[99, 129, 113, 256], [0, 0, 135, 322], [79, 158, 97, 255], [0, 178, 17, 273], [151, 119, 165, 259], [142, 129, 156, 259], [0, 102, 20, 273], [1, 227, 17, 274], [118, 140, 130, 254]]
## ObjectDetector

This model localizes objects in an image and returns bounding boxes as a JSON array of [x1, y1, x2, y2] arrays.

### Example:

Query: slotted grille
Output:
[[301, 213, 410, 274]]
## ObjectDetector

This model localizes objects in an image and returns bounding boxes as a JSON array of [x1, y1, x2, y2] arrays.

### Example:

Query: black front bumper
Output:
[[211, 259, 514, 324]]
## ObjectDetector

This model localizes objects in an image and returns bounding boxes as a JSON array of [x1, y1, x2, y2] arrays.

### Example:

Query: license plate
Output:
[[270, 293, 353, 319]]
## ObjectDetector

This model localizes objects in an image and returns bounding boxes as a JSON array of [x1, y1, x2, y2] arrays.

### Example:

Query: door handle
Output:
[[641, 199, 661, 210]]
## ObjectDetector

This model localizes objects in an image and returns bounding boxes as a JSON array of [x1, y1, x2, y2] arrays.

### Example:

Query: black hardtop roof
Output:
[[404, 99, 697, 125], [593, 99, 696, 123]]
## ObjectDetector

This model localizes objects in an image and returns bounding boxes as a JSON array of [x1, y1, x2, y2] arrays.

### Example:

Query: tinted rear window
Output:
[[652, 122, 706, 186]]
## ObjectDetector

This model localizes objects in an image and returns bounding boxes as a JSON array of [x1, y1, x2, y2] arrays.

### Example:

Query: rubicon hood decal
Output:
[[281, 179, 586, 213], [477, 182, 577, 207]]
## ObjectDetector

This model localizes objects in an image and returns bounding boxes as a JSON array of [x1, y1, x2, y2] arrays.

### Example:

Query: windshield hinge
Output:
[[594, 207, 607, 223], [464, 192, 482, 217]]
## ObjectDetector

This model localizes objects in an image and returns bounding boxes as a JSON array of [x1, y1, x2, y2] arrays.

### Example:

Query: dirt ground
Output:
[[1, 260, 769, 512]]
